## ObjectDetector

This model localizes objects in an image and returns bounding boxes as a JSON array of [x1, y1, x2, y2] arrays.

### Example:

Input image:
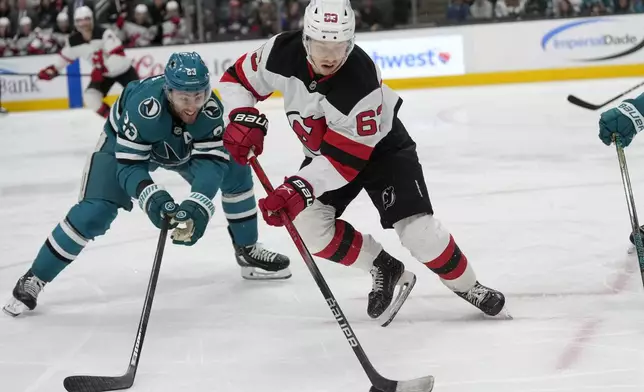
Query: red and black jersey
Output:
[[218, 30, 402, 197], [52, 26, 132, 78]]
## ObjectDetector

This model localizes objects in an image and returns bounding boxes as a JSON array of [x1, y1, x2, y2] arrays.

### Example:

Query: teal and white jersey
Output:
[[103, 75, 228, 199]]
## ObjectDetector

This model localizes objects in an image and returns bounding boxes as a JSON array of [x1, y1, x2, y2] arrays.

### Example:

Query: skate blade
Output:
[[241, 266, 292, 280], [485, 305, 513, 320], [378, 271, 417, 327], [2, 298, 28, 317]]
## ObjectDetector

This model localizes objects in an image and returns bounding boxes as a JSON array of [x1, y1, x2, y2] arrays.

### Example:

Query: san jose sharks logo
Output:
[[139, 97, 161, 119], [202, 98, 222, 119], [151, 141, 191, 166]]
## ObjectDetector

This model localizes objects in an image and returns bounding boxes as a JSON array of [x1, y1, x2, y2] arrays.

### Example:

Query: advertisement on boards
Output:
[[358, 35, 465, 79], [0, 55, 71, 103], [540, 17, 644, 62]]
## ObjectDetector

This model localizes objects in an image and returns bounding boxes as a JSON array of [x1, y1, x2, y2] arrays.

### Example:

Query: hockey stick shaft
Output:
[[63, 218, 170, 392], [568, 81, 644, 110], [615, 141, 644, 286], [249, 155, 433, 392]]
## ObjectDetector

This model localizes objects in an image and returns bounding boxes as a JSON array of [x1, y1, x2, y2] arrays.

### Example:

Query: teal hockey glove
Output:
[[138, 183, 178, 229], [599, 100, 644, 147], [171, 193, 215, 246]]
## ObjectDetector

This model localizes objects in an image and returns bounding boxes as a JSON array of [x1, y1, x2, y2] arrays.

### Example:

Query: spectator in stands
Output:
[[0, 16, 14, 57], [150, 0, 167, 25], [219, 0, 250, 38], [128, 4, 157, 47], [162, 0, 189, 45], [359, 0, 383, 31], [633, 0, 644, 11], [0, 0, 11, 20], [66, 0, 94, 26], [495, 0, 527, 18], [37, 0, 62, 29], [14, 16, 37, 55], [11, 0, 38, 29], [524, 0, 552, 16], [282, 0, 303, 31], [580, 0, 611, 14], [250, 0, 279, 38], [613, 0, 632, 13], [469, 0, 494, 19], [51, 11, 70, 48], [554, 0, 577, 15], [446, 0, 469, 22]]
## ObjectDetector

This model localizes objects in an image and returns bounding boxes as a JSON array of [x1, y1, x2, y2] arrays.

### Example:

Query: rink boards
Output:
[[1, 14, 644, 112]]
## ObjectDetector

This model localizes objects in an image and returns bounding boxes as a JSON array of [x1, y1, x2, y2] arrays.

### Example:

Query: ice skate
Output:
[[235, 242, 292, 280], [3, 269, 46, 317], [368, 251, 416, 327], [455, 281, 509, 318]]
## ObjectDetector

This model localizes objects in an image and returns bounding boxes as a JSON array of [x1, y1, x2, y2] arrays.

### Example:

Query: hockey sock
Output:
[[313, 219, 382, 272], [395, 214, 476, 292], [32, 217, 89, 282], [31, 200, 117, 282], [222, 189, 258, 247]]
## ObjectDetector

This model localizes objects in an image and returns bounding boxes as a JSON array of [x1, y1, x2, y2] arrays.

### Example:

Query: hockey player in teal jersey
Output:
[[3, 52, 290, 317], [598, 92, 644, 246]]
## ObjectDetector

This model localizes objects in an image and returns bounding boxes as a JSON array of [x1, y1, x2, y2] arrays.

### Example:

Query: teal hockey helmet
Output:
[[164, 52, 210, 93]]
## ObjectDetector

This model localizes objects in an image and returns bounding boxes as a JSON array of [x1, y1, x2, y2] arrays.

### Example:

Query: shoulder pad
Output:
[[202, 94, 223, 120]]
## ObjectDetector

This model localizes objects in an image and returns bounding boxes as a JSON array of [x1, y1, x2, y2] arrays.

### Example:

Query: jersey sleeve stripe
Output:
[[117, 136, 152, 151], [59, 53, 74, 63], [191, 149, 229, 160], [193, 140, 223, 149], [324, 155, 359, 182], [222, 54, 272, 101], [323, 129, 374, 161], [115, 152, 150, 161]]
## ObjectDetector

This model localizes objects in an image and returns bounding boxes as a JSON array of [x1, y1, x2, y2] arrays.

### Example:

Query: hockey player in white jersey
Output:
[[219, 0, 507, 323], [37, 6, 139, 118]]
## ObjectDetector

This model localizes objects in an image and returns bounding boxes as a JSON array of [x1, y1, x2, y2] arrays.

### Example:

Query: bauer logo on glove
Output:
[[232, 113, 269, 128]]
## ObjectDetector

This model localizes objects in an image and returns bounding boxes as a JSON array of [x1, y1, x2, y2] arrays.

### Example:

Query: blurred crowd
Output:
[[447, 0, 644, 22], [0, 0, 190, 57], [1, 0, 643, 58], [0, 0, 404, 57]]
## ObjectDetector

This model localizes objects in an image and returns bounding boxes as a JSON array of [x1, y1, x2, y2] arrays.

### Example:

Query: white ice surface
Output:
[[1, 78, 644, 392]]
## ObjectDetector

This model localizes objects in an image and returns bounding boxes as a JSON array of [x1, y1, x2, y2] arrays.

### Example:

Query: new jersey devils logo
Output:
[[286, 111, 327, 153], [381, 186, 396, 210]]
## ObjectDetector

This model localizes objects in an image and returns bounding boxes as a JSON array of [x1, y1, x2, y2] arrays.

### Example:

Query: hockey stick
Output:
[[614, 139, 644, 286], [62, 218, 170, 392], [248, 154, 434, 392], [567, 81, 644, 111]]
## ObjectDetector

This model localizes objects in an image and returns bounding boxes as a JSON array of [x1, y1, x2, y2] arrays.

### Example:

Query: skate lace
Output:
[[370, 267, 384, 293], [248, 243, 278, 263], [24, 276, 45, 298], [465, 284, 489, 307]]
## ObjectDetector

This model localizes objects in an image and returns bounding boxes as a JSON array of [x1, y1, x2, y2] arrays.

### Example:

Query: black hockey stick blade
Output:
[[63, 372, 134, 392], [567, 94, 603, 110], [567, 80, 644, 111], [63, 219, 169, 392], [370, 375, 434, 392]]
